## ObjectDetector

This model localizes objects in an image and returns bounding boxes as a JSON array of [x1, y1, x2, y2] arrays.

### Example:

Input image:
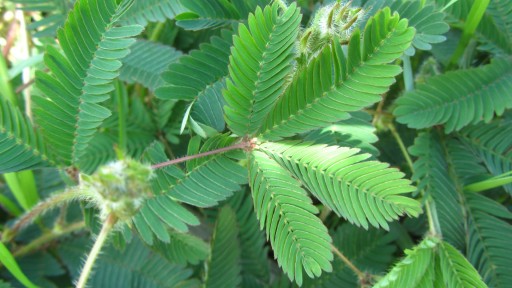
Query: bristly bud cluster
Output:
[[297, 0, 365, 65], [80, 159, 153, 223]]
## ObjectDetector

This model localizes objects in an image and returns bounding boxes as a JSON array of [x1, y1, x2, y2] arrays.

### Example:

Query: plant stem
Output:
[[149, 22, 165, 42], [449, 0, 490, 66], [331, 244, 365, 281], [387, 122, 441, 237], [151, 141, 251, 169], [6, 188, 90, 241], [13, 221, 85, 258], [76, 214, 117, 288], [387, 123, 414, 171]]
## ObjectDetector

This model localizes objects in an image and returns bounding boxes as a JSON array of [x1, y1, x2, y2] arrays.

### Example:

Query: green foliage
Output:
[[119, 40, 182, 91], [33, 0, 143, 166], [409, 131, 466, 248], [465, 193, 512, 287], [248, 150, 333, 286], [259, 141, 421, 230], [395, 58, 512, 132], [0, 97, 50, 173], [204, 206, 242, 288], [2, 0, 512, 287], [259, 7, 414, 140], [224, 2, 302, 136], [373, 237, 438, 288], [120, 0, 187, 26], [363, 0, 449, 55]]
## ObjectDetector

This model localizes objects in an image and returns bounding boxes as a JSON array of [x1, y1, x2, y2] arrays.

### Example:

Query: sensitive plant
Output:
[[0, 0, 511, 287]]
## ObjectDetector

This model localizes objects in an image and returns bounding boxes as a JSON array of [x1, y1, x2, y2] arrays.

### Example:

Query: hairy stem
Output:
[[13, 221, 85, 258], [6, 188, 91, 241], [331, 244, 365, 281], [76, 214, 117, 288], [151, 140, 252, 169]]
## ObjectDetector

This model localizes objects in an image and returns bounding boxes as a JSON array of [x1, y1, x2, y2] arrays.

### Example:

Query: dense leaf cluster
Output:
[[1, 0, 511, 287]]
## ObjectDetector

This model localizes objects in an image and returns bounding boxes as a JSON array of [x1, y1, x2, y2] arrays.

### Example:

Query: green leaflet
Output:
[[249, 150, 333, 286], [152, 230, 210, 266], [156, 29, 233, 101], [223, 2, 302, 137], [466, 193, 512, 287], [11, 0, 72, 38], [363, 0, 449, 55], [156, 29, 234, 131], [120, 0, 187, 26], [373, 237, 439, 288], [204, 206, 242, 288], [33, 0, 143, 166], [438, 241, 487, 288], [409, 131, 466, 249], [119, 40, 182, 91], [144, 137, 247, 208], [395, 58, 512, 132], [459, 119, 512, 194], [0, 97, 50, 173], [303, 111, 379, 157], [177, 0, 269, 30], [58, 237, 196, 287], [228, 191, 270, 287], [259, 8, 414, 140], [259, 141, 421, 230]]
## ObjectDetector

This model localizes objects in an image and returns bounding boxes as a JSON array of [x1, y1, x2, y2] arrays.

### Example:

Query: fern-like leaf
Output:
[[157, 30, 233, 101], [156, 30, 234, 131], [259, 141, 421, 230], [33, 0, 143, 166], [373, 237, 439, 288], [0, 97, 51, 173], [204, 206, 242, 288], [228, 191, 270, 287], [363, 0, 449, 55], [144, 138, 247, 208], [409, 131, 466, 249], [260, 8, 414, 140], [303, 111, 379, 157], [466, 193, 512, 287], [58, 237, 196, 287], [12, 0, 73, 37], [119, 40, 182, 91], [131, 193, 200, 244], [459, 119, 512, 194], [438, 241, 487, 288], [223, 2, 302, 137], [177, 0, 269, 31], [120, 0, 187, 26], [395, 58, 512, 133], [152, 230, 210, 266], [249, 150, 333, 286]]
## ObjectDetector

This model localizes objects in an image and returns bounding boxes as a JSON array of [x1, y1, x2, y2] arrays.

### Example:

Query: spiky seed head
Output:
[[80, 159, 153, 222]]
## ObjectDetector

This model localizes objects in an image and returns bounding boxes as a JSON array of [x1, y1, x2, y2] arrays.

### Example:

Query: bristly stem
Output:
[[76, 214, 117, 288], [151, 140, 252, 169], [331, 244, 365, 281], [5, 188, 92, 242]]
